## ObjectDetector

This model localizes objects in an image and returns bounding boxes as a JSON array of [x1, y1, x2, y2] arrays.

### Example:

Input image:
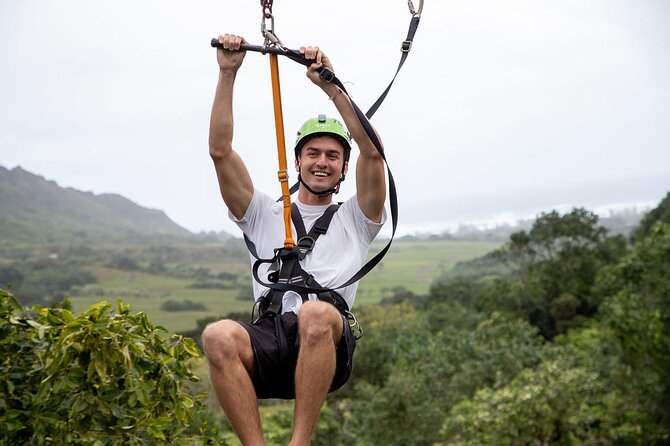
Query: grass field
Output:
[[69, 266, 250, 334], [357, 239, 500, 305], [68, 239, 501, 334]]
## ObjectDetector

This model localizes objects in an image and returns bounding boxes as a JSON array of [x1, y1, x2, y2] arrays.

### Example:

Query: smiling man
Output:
[[202, 33, 386, 446]]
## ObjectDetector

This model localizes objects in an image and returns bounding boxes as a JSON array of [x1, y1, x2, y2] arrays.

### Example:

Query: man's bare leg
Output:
[[290, 301, 343, 446], [202, 320, 265, 445]]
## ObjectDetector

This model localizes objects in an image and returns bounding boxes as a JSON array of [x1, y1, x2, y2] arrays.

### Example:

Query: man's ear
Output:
[[343, 161, 349, 175], [295, 158, 300, 172]]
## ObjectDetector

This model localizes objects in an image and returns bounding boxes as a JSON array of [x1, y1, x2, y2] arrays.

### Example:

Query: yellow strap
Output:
[[269, 53, 295, 249]]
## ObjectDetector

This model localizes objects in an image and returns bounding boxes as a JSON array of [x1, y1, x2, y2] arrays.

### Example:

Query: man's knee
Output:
[[202, 319, 251, 368], [298, 301, 342, 345]]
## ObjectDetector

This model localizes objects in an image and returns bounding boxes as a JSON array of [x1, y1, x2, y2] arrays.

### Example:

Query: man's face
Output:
[[295, 135, 348, 192]]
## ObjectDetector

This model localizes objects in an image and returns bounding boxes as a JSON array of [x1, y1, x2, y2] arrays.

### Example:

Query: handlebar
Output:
[[210, 38, 335, 81]]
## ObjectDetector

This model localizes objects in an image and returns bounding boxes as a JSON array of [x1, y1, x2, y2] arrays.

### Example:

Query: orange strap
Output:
[[269, 53, 295, 249]]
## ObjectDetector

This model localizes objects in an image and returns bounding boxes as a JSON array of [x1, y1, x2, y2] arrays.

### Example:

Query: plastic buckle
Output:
[[297, 236, 315, 256], [319, 67, 336, 82], [401, 40, 412, 53]]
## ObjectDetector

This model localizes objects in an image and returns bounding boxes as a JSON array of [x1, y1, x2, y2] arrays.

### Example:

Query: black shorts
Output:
[[238, 310, 356, 400]]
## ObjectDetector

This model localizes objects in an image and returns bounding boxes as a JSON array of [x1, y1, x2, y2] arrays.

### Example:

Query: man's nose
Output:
[[316, 154, 328, 164]]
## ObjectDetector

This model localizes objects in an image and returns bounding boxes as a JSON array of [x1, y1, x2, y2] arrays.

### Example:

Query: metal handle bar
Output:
[[211, 39, 309, 66], [210, 38, 335, 81]]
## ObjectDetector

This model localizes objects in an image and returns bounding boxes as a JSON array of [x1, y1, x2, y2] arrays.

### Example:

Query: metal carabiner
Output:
[[261, 14, 286, 51], [261, 14, 274, 44], [346, 310, 364, 340], [407, 0, 424, 16]]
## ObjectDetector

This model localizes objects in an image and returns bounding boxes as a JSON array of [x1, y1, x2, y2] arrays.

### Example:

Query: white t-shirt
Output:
[[231, 189, 386, 314]]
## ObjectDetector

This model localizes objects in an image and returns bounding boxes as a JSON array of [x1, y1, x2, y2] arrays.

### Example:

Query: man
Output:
[[202, 33, 386, 446]]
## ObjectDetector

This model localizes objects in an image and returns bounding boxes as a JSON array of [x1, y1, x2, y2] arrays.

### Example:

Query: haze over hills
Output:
[[0, 165, 649, 246], [0, 165, 226, 245]]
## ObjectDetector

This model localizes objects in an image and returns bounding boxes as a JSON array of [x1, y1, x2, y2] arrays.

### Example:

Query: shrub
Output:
[[0, 288, 223, 445], [161, 299, 208, 312]]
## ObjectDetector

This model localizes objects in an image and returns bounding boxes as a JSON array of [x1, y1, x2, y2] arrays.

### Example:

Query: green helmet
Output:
[[294, 114, 352, 162]]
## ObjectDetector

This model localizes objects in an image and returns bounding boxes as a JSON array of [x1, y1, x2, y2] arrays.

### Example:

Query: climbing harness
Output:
[[211, 0, 423, 333]]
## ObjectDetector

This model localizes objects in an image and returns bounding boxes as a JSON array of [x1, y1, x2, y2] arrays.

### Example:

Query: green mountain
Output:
[[0, 166, 195, 245]]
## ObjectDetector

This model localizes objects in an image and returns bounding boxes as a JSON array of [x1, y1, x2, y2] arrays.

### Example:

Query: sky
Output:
[[1, 0, 669, 237]]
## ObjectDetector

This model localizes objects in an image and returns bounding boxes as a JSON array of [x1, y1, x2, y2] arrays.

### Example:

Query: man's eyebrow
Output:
[[304, 146, 341, 154]]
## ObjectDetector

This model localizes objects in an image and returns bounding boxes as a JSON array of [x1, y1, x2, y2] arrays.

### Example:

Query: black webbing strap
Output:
[[366, 13, 421, 119], [266, 251, 302, 314], [291, 203, 341, 260], [243, 202, 340, 262]]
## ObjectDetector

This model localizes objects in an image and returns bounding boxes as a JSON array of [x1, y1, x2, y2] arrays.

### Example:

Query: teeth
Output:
[[313, 172, 328, 177]]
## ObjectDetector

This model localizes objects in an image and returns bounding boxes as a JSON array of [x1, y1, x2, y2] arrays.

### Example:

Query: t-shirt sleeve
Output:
[[342, 195, 387, 245], [229, 189, 275, 238]]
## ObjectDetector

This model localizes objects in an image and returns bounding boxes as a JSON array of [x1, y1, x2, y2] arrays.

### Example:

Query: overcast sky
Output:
[[1, 0, 668, 237]]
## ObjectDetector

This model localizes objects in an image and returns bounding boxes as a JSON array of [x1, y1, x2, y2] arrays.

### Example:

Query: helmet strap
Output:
[[297, 174, 344, 198], [295, 160, 347, 198]]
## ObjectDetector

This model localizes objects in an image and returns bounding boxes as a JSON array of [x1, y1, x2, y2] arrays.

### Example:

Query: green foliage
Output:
[[317, 201, 669, 445], [340, 304, 547, 445], [2, 259, 98, 306], [437, 250, 512, 282], [254, 403, 346, 445], [0, 289, 224, 445], [596, 223, 670, 437], [0, 265, 24, 288], [441, 358, 650, 445], [490, 208, 627, 338], [107, 255, 141, 271], [429, 276, 494, 309], [631, 192, 670, 242], [161, 299, 208, 312]]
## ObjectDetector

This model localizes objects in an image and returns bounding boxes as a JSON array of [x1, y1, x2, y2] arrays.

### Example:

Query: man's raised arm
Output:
[[300, 46, 386, 223], [209, 34, 254, 220]]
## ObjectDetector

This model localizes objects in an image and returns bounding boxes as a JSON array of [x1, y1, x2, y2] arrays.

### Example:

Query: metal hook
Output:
[[407, 0, 424, 16], [346, 310, 364, 340]]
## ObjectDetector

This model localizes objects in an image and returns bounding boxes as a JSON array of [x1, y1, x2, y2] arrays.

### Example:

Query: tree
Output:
[[630, 191, 670, 242], [0, 265, 23, 289], [6, 259, 98, 306], [441, 357, 651, 446], [596, 223, 670, 438], [491, 208, 627, 338], [343, 306, 546, 445]]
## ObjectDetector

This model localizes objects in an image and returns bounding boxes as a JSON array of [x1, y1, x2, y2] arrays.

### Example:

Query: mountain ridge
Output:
[[0, 165, 200, 245]]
